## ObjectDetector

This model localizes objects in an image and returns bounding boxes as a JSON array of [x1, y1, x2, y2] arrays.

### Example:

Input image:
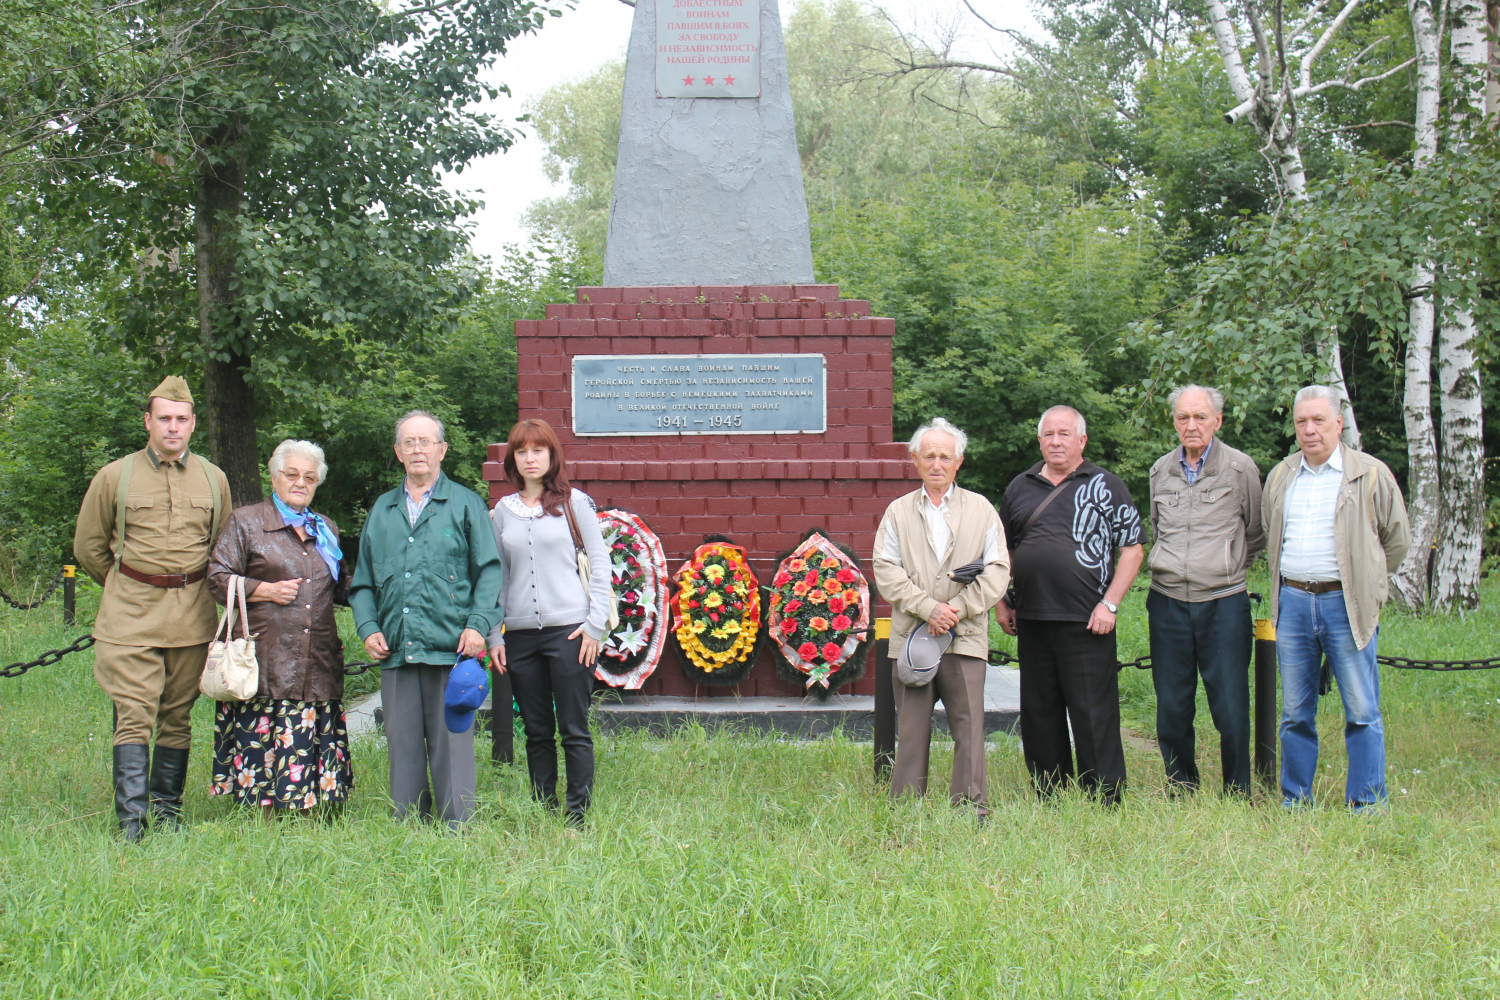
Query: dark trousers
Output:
[[506, 624, 595, 817], [1017, 618, 1126, 805], [1146, 589, 1252, 795]]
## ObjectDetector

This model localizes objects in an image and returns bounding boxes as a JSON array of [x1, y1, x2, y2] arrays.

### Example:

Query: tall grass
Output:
[[1, 584, 1498, 997]]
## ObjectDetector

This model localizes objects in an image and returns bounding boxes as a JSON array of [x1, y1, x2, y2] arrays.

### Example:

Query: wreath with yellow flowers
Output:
[[671, 536, 764, 687], [767, 529, 875, 699]]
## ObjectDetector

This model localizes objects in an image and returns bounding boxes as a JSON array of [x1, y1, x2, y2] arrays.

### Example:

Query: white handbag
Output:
[[200, 574, 260, 702]]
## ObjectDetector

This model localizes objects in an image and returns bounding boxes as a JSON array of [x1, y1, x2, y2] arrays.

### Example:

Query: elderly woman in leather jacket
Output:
[[207, 439, 352, 817]]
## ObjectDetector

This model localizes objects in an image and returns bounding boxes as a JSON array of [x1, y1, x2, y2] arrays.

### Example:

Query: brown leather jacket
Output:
[[208, 499, 351, 702]]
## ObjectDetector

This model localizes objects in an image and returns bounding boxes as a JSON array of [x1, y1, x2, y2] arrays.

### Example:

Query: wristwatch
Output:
[[1100, 600, 1118, 614]]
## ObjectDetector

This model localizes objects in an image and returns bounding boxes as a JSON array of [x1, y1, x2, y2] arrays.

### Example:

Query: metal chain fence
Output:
[[0, 569, 65, 611]]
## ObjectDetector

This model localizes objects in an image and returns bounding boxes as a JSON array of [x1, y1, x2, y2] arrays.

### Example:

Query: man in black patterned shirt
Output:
[[997, 405, 1145, 805]]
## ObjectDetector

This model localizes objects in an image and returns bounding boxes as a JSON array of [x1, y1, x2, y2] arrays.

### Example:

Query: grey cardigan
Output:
[[487, 489, 612, 644]]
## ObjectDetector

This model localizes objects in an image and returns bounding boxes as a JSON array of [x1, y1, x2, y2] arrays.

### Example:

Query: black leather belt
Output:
[[1283, 578, 1342, 594], [118, 562, 207, 588]]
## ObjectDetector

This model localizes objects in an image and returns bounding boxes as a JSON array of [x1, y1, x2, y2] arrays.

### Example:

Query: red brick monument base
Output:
[[483, 283, 915, 698]]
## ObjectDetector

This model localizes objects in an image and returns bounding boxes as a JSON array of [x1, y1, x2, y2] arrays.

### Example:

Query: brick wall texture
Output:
[[484, 284, 917, 698]]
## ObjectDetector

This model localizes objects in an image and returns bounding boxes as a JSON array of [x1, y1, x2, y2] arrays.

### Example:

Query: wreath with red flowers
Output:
[[767, 529, 876, 700], [670, 536, 764, 687], [594, 509, 669, 690]]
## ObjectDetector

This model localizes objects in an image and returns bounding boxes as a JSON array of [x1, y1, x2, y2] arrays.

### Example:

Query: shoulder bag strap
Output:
[[235, 574, 251, 640], [216, 574, 238, 642], [113, 451, 136, 574], [1011, 477, 1072, 551], [561, 493, 585, 554], [197, 454, 224, 542]]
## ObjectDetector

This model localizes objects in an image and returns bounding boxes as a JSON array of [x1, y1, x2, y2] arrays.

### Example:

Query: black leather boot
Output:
[[113, 744, 150, 843], [148, 746, 190, 830]]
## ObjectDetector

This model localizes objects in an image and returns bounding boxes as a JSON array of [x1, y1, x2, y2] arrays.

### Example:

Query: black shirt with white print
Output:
[[999, 460, 1144, 622]]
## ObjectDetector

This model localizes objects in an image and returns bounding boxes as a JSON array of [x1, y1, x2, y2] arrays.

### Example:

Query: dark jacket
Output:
[[348, 471, 504, 668], [208, 499, 351, 702]]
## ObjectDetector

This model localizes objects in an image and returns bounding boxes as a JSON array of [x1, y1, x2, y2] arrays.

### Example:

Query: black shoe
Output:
[[148, 746, 190, 830], [112, 744, 150, 843], [564, 809, 587, 829]]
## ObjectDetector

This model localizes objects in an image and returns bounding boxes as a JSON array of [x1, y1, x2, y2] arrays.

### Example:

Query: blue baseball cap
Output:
[[444, 656, 490, 733]]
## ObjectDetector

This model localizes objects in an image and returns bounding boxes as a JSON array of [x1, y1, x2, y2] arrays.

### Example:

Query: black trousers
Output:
[[1146, 589, 1252, 795], [1017, 618, 1126, 805], [506, 624, 595, 816]]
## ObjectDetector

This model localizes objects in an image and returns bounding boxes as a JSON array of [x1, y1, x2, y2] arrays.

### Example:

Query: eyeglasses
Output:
[[398, 438, 441, 454], [275, 470, 320, 485]]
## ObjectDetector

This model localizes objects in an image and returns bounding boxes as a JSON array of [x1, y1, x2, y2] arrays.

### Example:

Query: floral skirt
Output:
[[209, 698, 354, 810]]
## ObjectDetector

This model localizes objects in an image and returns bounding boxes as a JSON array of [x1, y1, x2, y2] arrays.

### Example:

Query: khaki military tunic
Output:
[[74, 447, 231, 746], [74, 447, 231, 645]]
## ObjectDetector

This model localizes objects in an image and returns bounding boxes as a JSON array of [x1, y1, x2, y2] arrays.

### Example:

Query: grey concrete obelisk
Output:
[[601, 0, 815, 287]]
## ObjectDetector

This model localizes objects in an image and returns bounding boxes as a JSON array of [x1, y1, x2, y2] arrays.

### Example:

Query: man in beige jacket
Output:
[[1146, 385, 1264, 796], [1263, 385, 1409, 811], [873, 418, 1010, 818]]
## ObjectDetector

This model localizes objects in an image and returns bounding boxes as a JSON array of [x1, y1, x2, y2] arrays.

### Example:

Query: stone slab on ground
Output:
[[346, 666, 1020, 741]]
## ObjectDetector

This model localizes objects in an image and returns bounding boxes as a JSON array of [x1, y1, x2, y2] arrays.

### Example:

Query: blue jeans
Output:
[[1276, 585, 1385, 809]]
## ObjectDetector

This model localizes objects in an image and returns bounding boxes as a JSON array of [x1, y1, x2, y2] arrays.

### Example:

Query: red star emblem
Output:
[[723, 74, 736, 85], [703, 74, 716, 85], [682, 75, 695, 86]]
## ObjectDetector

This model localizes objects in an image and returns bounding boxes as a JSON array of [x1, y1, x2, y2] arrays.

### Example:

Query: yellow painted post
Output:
[[873, 617, 893, 780], [1254, 618, 1277, 790], [62, 565, 76, 627]]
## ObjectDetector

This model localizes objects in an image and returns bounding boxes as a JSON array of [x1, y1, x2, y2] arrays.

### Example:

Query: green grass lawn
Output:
[[2, 580, 1499, 998]]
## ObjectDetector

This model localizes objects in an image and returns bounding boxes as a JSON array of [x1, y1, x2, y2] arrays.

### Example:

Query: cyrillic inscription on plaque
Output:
[[655, 0, 761, 99], [573, 354, 825, 435]]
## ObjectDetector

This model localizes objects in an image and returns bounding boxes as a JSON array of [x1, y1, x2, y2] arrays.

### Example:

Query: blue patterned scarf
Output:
[[272, 494, 343, 581]]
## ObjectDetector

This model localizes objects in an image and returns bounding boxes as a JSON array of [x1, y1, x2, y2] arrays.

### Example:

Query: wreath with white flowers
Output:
[[594, 509, 669, 690], [767, 529, 875, 699], [671, 535, 764, 687]]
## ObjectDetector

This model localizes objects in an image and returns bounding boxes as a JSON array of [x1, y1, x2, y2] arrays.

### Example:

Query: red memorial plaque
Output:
[[486, 284, 915, 698]]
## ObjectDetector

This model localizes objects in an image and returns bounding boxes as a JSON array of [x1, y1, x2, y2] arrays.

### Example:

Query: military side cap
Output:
[[148, 375, 193, 404]]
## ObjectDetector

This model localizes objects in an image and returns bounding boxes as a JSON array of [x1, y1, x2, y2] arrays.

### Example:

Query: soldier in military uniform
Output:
[[73, 376, 232, 841]]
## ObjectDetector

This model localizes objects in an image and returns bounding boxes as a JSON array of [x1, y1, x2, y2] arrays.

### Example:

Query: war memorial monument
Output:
[[482, 0, 916, 709]]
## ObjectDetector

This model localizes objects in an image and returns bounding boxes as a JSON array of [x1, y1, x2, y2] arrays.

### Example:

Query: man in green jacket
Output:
[[349, 410, 503, 825]]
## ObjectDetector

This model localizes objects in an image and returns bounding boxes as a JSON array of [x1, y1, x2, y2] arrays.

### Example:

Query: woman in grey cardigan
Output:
[[486, 419, 612, 825]]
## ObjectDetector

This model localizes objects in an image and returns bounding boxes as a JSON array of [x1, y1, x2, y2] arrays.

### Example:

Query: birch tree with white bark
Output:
[[1391, 0, 1443, 607], [1431, 0, 1491, 610], [1203, 0, 1416, 452]]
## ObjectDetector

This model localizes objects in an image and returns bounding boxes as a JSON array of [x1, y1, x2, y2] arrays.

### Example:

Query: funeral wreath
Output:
[[671, 536, 763, 687]]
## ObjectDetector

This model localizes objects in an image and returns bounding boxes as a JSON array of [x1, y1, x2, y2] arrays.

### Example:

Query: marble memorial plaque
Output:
[[573, 354, 825, 435], [656, 0, 760, 98]]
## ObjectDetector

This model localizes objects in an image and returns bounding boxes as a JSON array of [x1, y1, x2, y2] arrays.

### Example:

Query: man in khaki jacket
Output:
[[1263, 385, 1409, 811], [74, 377, 231, 841], [1146, 385, 1264, 796], [873, 417, 1009, 818]]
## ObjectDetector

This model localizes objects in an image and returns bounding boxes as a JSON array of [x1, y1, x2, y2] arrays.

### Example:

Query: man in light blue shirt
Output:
[[1262, 385, 1410, 811]]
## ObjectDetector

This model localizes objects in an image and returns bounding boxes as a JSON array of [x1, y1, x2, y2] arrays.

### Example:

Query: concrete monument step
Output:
[[345, 665, 1020, 741]]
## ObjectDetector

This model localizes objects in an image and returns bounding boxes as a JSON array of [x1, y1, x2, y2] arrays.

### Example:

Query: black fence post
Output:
[[62, 565, 76, 627], [873, 620, 894, 781], [1254, 617, 1278, 790], [490, 667, 514, 764]]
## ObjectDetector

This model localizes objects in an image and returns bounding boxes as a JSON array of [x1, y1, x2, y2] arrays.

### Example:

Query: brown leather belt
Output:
[[118, 562, 207, 589], [1283, 578, 1342, 594]]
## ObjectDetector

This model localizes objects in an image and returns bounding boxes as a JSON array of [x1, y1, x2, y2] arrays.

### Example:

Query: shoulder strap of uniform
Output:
[[197, 454, 224, 540], [113, 452, 135, 573]]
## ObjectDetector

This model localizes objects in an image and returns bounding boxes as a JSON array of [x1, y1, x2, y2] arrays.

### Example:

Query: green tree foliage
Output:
[[0, 242, 592, 571], [39, 0, 560, 503], [816, 178, 1173, 498]]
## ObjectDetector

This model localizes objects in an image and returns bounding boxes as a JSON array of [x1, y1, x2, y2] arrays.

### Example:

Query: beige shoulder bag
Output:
[[563, 498, 620, 632], [201, 574, 260, 702]]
